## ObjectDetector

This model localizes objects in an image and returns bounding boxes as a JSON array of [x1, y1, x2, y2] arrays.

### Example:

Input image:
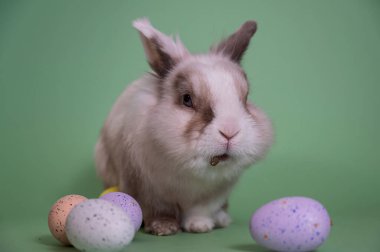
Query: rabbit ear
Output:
[[212, 20, 257, 63], [133, 18, 190, 78]]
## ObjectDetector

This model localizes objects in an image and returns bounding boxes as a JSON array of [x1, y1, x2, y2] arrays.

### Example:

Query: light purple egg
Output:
[[100, 192, 143, 231], [250, 196, 331, 252], [66, 199, 134, 252]]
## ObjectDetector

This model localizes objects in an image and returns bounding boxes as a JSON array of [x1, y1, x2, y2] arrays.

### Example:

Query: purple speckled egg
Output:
[[100, 192, 143, 231], [250, 196, 331, 252]]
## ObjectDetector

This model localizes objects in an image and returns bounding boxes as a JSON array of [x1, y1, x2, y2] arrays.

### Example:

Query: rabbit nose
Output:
[[219, 129, 240, 140]]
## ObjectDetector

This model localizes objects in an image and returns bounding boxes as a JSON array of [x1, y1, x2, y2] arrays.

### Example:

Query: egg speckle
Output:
[[66, 199, 134, 252], [250, 196, 331, 252], [48, 194, 88, 245], [100, 192, 143, 231]]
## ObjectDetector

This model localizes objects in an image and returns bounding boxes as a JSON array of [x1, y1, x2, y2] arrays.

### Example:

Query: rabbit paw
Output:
[[145, 218, 180, 236], [214, 210, 232, 228], [183, 216, 215, 233]]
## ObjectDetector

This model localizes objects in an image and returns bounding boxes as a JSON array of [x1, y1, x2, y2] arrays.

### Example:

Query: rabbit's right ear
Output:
[[211, 20, 257, 64], [133, 18, 190, 78]]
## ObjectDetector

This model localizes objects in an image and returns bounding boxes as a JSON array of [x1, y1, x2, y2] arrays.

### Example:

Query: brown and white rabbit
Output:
[[95, 18, 273, 236]]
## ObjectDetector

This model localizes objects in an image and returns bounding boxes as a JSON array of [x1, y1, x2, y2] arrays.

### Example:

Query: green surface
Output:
[[1, 0, 379, 251]]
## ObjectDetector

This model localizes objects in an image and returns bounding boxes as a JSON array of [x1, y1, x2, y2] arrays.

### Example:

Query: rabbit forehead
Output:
[[174, 55, 248, 102]]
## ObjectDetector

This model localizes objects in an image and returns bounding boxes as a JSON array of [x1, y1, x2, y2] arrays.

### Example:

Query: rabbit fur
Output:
[[95, 18, 273, 235]]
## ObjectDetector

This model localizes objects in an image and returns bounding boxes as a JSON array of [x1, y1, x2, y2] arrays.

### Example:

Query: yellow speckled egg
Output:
[[99, 186, 119, 197], [48, 194, 88, 245]]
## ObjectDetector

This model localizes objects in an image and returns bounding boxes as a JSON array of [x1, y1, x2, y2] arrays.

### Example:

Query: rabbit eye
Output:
[[182, 94, 193, 108]]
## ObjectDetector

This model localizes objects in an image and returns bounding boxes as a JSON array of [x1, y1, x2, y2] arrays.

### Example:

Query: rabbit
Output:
[[95, 18, 273, 236]]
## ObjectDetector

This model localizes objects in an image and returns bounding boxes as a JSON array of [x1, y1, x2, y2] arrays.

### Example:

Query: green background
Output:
[[1, 0, 379, 251]]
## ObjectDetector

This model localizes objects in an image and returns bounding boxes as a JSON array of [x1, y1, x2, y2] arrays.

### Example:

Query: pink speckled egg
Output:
[[250, 196, 332, 252], [48, 194, 88, 245], [100, 192, 143, 231]]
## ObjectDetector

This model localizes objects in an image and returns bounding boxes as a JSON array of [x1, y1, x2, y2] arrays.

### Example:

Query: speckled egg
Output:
[[66, 199, 135, 252], [100, 192, 143, 232], [48, 194, 88, 245], [250, 196, 331, 252]]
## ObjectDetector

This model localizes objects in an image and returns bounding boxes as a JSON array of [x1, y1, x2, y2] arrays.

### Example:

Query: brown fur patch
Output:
[[172, 72, 215, 139], [173, 73, 194, 106]]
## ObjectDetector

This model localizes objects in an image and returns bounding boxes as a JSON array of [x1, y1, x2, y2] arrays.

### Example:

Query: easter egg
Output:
[[99, 186, 119, 197], [100, 192, 143, 231], [66, 199, 135, 252], [48, 194, 88, 245], [250, 196, 331, 252]]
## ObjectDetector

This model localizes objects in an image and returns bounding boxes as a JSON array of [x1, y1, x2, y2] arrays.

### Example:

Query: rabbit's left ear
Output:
[[212, 20, 257, 63], [133, 18, 190, 78]]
